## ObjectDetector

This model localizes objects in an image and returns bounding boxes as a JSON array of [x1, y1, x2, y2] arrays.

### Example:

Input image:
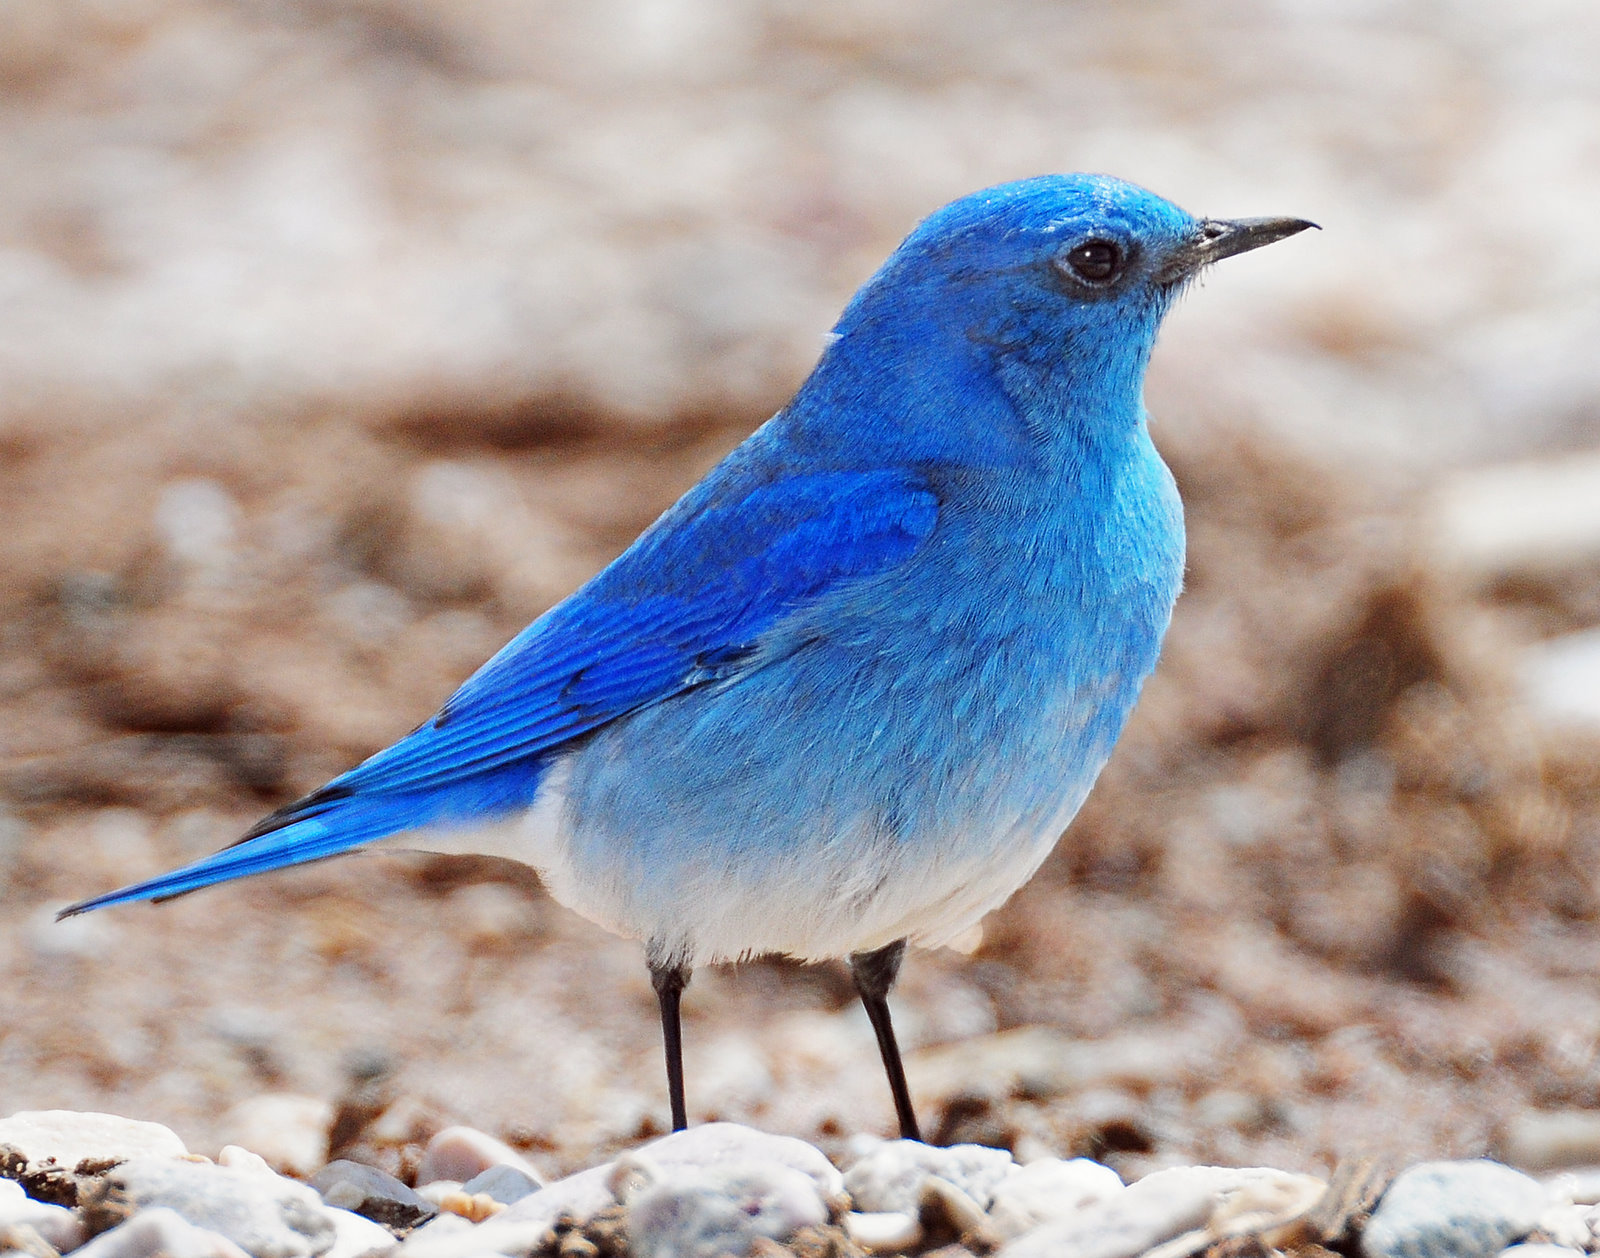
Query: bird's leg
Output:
[[849, 938, 921, 1142], [649, 957, 692, 1132]]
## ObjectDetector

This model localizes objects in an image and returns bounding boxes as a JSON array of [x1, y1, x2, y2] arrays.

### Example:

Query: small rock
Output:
[[221, 1097, 334, 1179], [413, 1129, 542, 1189], [430, 1191, 501, 1223], [918, 1176, 990, 1248], [625, 1160, 829, 1258], [85, 1156, 337, 1258], [491, 1123, 845, 1246], [0, 1177, 86, 1252], [843, 1139, 1015, 1214], [0, 1111, 187, 1171], [459, 1166, 539, 1207], [1362, 1161, 1546, 1258], [999, 1165, 1318, 1258], [70, 1207, 252, 1258], [321, 1207, 396, 1258], [492, 1164, 615, 1234], [393, 1212, 537, 1258], [844, 1211, 921, 1253], [1535, 1201, 1592, 1250], [310, 1162, 433, 1230], [987, 1158, 1124, 1240], [630, 1124, 843, 1200]]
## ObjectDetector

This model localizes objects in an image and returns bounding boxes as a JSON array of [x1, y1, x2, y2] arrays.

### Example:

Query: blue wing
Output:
[[60, 450, 941, 914]]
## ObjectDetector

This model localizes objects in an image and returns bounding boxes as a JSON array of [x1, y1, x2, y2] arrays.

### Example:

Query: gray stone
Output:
[[459, 1166, 539, 1207], [1363, 1161, 1547, 1258], [0, 1111, 187, 1171], [491, 1163, 614, 1235], [843, 1139, 1015, 1213], [89, 1156, 337, 1258], [310, 1162, 433, 1229], [70, 1207, 252, 1258], [0, 1177, 86, 1252]]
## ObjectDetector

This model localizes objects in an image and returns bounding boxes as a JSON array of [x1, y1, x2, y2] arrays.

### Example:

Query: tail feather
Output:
[[57, 757, 551, 919], [57, 811, 387, 918]]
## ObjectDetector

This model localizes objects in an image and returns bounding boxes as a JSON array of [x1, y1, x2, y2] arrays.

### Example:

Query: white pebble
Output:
[[999, 1165, 1317, 1258], [0, 1110, 187, 1169], [988, 1158, 1125, 1239], [627, 1162, 828, 1258], [415, 1126, 544, 1188], [0, 1177, 86, 1252], [845, 1210, 922, 1252], [69, 1207, 251, 1258], [1363, 1161, 1546, 1258], [844, 1138, 1015, 1213]]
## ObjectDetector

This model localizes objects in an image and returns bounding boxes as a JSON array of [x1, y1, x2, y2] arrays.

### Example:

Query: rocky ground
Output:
[[1, 1107, 1595, 1258], [5, 2, 1600, 1256]]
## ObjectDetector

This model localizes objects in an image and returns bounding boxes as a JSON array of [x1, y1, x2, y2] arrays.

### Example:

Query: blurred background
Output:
[[4, 0, 1600, 1184]]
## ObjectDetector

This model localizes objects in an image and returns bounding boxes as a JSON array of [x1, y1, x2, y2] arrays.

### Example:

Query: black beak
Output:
[[1156, 216, 1319, 283]]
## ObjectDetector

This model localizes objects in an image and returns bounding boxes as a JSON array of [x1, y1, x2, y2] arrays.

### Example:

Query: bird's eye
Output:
[[1060, 239, 1124, 285]]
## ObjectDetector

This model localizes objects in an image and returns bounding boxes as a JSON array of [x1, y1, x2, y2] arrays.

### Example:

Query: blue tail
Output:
[[58, 759, 550, 918]]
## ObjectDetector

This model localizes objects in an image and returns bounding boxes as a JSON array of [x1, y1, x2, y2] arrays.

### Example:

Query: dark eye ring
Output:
[[1060, 239, 1124, 285]]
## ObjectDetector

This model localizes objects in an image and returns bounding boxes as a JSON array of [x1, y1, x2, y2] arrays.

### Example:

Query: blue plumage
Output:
[[62, 174, 1313, 1139]]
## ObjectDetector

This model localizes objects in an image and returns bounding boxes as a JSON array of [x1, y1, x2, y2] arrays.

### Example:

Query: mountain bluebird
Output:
[[63, 175, 1313, 1140]]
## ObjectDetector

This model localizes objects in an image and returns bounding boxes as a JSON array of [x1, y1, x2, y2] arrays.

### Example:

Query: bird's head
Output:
[[830, 174, 1314, 427]]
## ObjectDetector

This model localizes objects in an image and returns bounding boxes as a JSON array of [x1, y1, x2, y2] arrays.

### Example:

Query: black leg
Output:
[[850, 938, 921, 1142], [650, 958, 692, 1131]]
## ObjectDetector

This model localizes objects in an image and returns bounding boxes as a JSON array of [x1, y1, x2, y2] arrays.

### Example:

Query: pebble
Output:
[[392, 1211, 539, 1258], [0, 1111, 187, 1171], [1362, 1161, 1547, 1258], [0, 1105, 1581, 1258], [999, 1165, 1321, 1258], [843, 1138, 1016, 1213], [1509, 1110, 1600, 1172], [0, 1176, 86, 1251], [624, 1160, 829, 1258], [459, 1165, 540, 1207], [220, 1098, 334, 1180], [309, 1161, 433, 1229], [491, 1163, 616, 1234], [320, 1207, 397, 1258], [86, 1156, 338, 1258], [843, 1210, 921, 1253], [413, 1128, 543, 1190], [69, 1207, 252, 1258], [987, 1158, 1125, 1240]]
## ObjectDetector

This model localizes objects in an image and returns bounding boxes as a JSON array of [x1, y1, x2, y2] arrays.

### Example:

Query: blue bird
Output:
[[62, 175, 1313, 1141]]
